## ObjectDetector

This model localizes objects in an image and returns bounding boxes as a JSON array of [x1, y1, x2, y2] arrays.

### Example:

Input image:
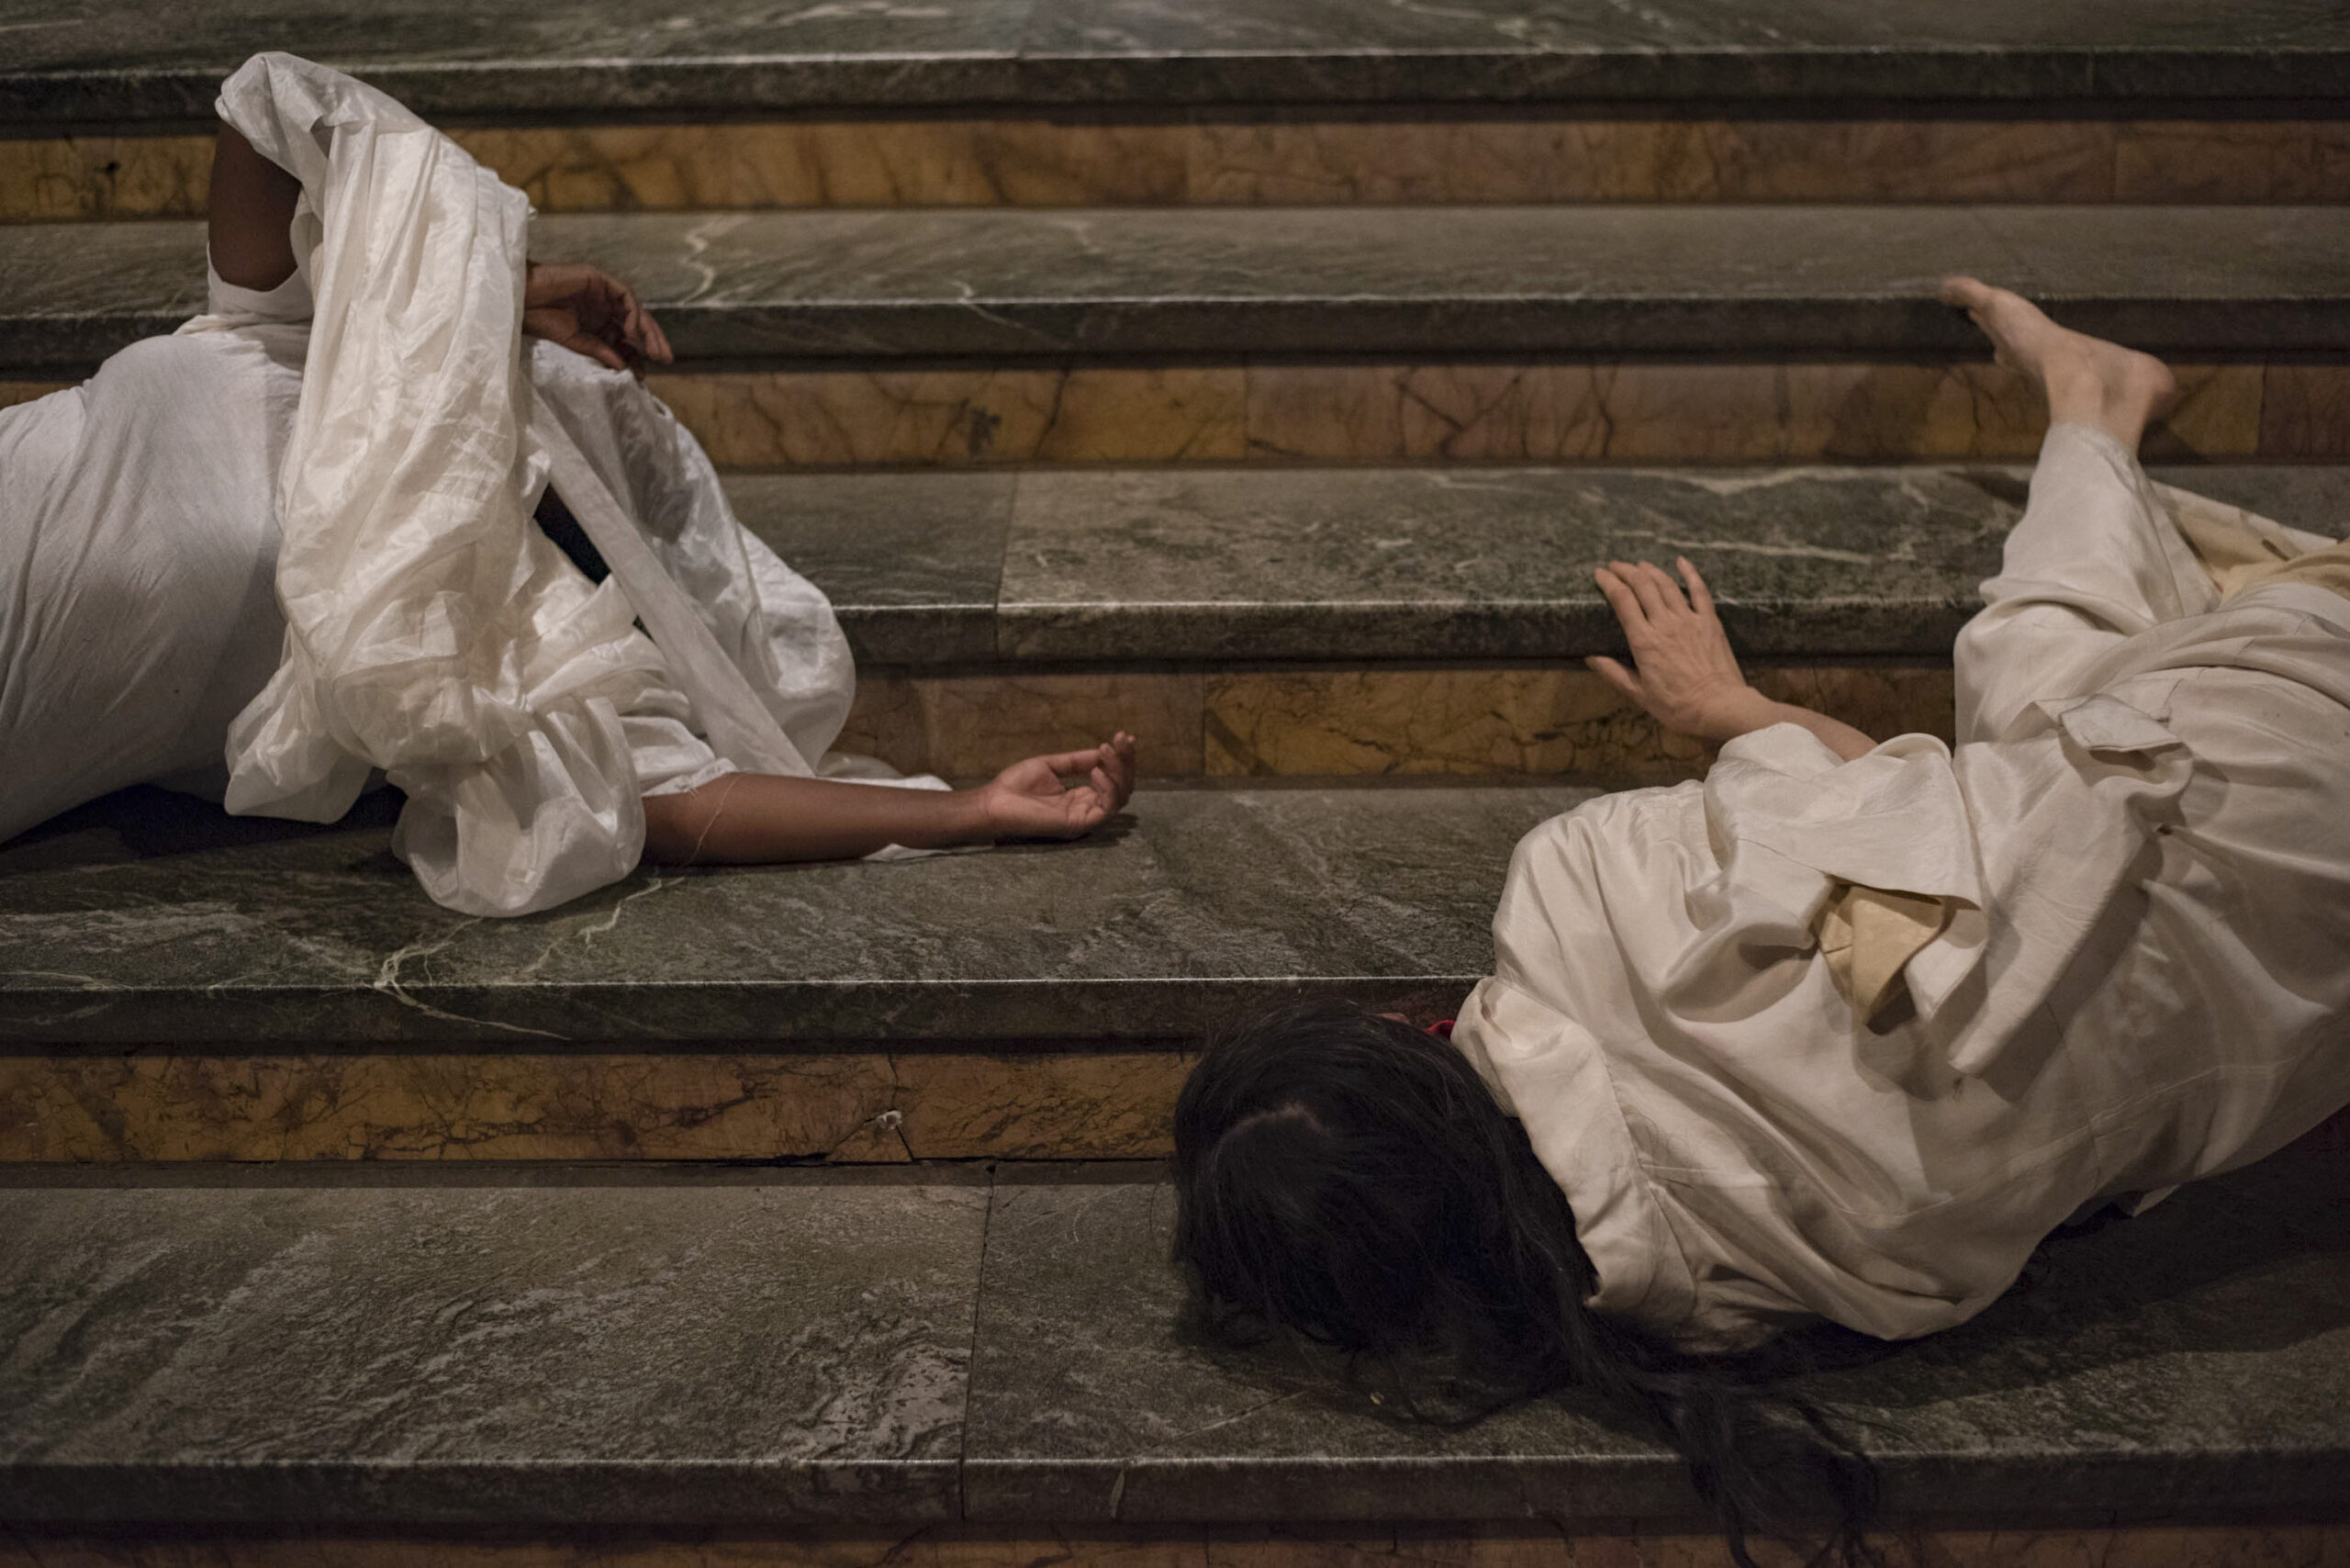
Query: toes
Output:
[[1938, 274, 1993, 309]]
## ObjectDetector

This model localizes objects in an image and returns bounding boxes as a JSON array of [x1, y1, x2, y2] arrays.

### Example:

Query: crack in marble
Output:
[[373, 922, 566, 1041], [1168, 1388, 1309, 1442], [519, 875, 682, 979]]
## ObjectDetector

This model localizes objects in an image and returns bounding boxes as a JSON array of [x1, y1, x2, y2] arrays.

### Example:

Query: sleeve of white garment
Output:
[[212, 52, 682, 915]]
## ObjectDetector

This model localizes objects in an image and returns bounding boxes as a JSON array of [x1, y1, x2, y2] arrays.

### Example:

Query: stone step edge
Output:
[[8, 43, 2350, 124], [8, 206, 2350, 372], [0, 1523, 2344, 1566]]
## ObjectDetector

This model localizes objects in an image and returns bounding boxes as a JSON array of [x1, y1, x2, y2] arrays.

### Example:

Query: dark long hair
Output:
[[1172, 999, 1880, 1567]]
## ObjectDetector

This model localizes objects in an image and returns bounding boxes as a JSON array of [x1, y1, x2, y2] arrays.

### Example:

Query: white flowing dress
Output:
[[0, 53, 925, 914], [1450, 422, 2350, 1351]]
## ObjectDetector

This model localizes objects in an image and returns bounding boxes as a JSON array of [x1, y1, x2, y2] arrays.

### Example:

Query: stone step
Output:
[[789, 461, 2342, 782], [5, 465, 2344, 1167], [17, 116, 2350, 222], [14, 356, 2340, 469], [0, 782, 1584, 1052], [8, 206, 2350, 376], [753, 462, 2345, 669], [3, 1150, 2344, 1528], [3, 1, 2344, 125]]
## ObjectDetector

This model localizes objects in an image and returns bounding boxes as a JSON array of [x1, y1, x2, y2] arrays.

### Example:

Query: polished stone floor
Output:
[[3, 1148, 2344, 1526]]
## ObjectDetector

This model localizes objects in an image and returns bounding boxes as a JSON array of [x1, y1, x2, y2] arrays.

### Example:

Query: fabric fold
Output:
[[1665, 724, 1986, 1028], [207, 52, 945, 914]]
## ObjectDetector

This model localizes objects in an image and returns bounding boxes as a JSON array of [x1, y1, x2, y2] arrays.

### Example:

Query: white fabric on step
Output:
[[0, 51, 941, 910], [1451, 422, 2350, 1350]]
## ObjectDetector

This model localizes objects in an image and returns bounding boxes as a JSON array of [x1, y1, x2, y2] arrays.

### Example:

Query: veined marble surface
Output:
[[731, 470, 1011, 666], [3, 1148, 2344, 1526], [748, 463, 2028, 666], [2, 0, 2346, 120], [0, 1169, 988, 1524], [0, 784, 1592, 1044], [996, 465, 2019, 662], [744, 465, 2347, 666], [963, 1149, 2350, 1521], [9, 205, 2350, 370]]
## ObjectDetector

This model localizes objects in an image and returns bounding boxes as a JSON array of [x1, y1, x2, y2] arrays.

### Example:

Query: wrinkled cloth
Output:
[[1451, 422, 2350, 1350], [1, 52, 935, 912], [1812, 480, 2350, 1021]]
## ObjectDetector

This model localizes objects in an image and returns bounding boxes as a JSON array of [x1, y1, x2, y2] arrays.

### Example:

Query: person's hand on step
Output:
[[1587, 557, 1767, 745], [977, 734, 1138, 841], [524, 262, 675, 373]]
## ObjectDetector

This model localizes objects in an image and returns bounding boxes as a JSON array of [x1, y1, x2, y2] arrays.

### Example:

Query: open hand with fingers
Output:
[[1587, 557, 1774, 745], [523, 262, 675, 372], [977, 733, 1138, 840]]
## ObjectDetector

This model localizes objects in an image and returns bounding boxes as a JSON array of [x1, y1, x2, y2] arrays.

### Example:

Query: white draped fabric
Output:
[[1452, 423, 2350, 1350], [0, 52, 934, 914]]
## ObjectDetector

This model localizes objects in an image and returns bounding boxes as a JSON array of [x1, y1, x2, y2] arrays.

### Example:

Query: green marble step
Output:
[[7, 205, 2350, 372], [750, 462, 2350, 667], [2, 1151, 2345, 1528], [0, 782, 1588, 1047], [1, 0, 2344, 123]]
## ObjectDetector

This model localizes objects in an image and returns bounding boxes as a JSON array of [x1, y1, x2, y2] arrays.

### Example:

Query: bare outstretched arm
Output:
[[641, 735, 1138, 865], [1587, 558, 1877, 762]]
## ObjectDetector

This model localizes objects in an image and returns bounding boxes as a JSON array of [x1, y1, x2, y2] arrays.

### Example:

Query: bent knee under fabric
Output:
[[1955, 422, 2219, 744]]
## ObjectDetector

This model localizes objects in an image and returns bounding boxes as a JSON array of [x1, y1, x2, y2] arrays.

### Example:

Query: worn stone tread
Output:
[[0, 782, 1595, 1045], [2, 1150, 2344, 1525], [3, 0, 2346, 121], [0, 1168, 988, 1525], [965, 1152, 2350, 1522], [746, 463, 2350, 667], [8, 206, 2350, 370]]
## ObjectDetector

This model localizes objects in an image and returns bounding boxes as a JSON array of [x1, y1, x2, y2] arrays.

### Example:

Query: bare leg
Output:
[[1939, 276, 2177, 454]]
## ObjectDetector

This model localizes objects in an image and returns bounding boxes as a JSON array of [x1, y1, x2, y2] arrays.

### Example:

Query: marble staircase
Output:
[[5, 1152, 2347, 1540], [4, 2, 2349, 1559]]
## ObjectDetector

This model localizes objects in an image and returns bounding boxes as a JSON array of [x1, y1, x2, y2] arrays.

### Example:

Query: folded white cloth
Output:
[[195, 52, 940, 913]]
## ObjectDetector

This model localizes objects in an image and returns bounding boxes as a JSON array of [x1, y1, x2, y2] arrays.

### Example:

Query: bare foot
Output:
[[1940, 275, 2177, 453]]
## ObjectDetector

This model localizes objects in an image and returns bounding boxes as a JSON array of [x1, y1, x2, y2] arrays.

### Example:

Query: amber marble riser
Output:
[[8, 117, 2350, 220], [0, 1050, 1192, 1163], [652, 361, 2344, 468], [10, 1052, 2345, 1165], [12, 364, 2345, 466], [842, 663, 1956, 782]]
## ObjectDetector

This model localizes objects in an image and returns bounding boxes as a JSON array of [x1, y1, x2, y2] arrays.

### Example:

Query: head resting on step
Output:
[[1170, 996, 1878, 1568]]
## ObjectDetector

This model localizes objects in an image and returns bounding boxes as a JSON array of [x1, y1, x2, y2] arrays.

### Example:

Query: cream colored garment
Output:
[[2167, 484, 2350, 602], [1452, 422, 2350, 1350], [1811, 479, 2350, 1023]]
